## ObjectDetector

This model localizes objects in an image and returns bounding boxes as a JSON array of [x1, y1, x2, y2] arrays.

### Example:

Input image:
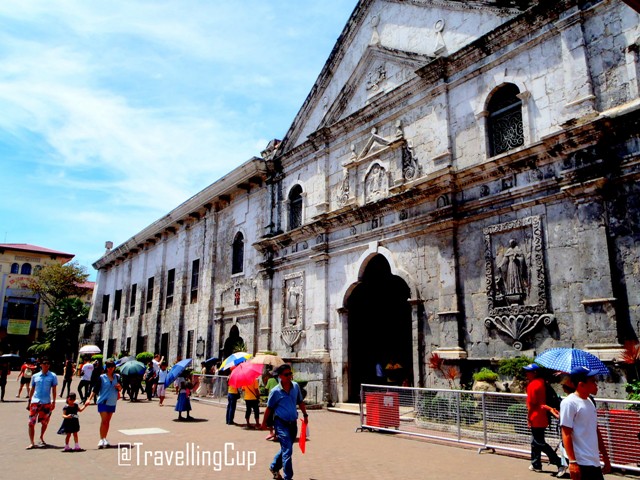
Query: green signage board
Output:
[[7, 319, 31, 335]]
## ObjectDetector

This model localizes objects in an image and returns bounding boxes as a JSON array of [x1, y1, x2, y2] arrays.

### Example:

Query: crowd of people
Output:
[[5, 353, 310, 480], [3, 350, 617, 480]]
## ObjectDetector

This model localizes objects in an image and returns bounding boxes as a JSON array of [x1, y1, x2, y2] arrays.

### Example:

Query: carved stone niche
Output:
[[282, 272, 305, 351], [483, 215, 555, 350]]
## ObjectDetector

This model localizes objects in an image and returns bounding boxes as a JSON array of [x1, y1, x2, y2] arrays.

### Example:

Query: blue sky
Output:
[[0, 1, 356, 279]]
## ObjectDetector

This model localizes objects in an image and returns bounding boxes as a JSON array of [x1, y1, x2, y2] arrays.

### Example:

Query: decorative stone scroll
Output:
[[483, 215, 554, 350], [281, 326, 305, 352]]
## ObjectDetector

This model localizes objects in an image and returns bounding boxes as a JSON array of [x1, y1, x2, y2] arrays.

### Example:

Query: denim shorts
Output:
[[97, 403, 116, 413]]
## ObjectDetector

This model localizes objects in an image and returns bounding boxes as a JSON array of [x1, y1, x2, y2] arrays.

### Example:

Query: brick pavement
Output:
[[0, 379, 622, 480]]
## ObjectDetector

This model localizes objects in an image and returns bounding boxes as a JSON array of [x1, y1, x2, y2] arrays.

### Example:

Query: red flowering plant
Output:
[[620, 341, 640, 409], [428, 352, 460, 389]]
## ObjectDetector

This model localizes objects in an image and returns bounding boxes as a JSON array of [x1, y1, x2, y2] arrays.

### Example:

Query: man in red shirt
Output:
[[524, 363, 566, 476]]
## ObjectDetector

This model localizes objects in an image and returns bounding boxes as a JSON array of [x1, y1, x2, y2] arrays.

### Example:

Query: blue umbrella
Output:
[[535, 348, 609, 376], [205, 356, 219, 364], [164, 358, 192, 386], [119, 360, 146, 376]]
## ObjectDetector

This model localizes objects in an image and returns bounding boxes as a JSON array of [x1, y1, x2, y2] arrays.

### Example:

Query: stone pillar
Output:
[[562, 179, 622, 359], [433, 228, 467, 360], [310, 252, 330, 356], [409, 298, 425, 387], [258, 268, 273, 352], [336, 306, 349, 404], [559, 8, 596, 119], [626, 37, 640, 100]]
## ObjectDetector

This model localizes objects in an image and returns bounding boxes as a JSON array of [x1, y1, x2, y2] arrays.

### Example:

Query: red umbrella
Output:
[[228, 362, 264, 388]]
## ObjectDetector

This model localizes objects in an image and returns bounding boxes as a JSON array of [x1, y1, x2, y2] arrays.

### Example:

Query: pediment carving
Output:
[[322, 45, 430, 127], [336, 122, 422, 208]]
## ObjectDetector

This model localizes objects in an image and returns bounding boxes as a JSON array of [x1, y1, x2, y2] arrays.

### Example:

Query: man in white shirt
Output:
[[151, 354, 163, 397], [560, 366, 611, 480], [78, 358, 94, 404]]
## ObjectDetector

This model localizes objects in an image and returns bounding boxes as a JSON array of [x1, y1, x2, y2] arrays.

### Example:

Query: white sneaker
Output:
[[556, 466, 568, 478], [529, 465, 543, 472], [103, 439, 110, 448], [98, 438, 105, 449]]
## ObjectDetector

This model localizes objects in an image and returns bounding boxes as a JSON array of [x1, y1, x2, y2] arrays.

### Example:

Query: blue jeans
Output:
[[531, 427, 560, 469], [271, 418, 298, 480], [226, 393, 239, 424]]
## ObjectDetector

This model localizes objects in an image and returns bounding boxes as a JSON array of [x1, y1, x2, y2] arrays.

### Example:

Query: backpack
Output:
[[24, 367, 33, 378], [545, 382, 561, 423]]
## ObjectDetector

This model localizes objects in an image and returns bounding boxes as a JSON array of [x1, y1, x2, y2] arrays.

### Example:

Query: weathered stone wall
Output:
[[90, 0, 640, 402]]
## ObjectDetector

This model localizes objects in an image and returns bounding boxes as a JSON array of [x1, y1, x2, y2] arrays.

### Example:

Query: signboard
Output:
[[7, 319, 31, 335]]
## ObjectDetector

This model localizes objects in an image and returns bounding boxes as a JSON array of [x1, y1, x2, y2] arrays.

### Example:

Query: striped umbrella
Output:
[[219, 352, 251, 371]]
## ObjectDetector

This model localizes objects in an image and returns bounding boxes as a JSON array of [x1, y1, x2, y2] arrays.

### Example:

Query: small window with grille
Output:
[[232, 233, 244, 274], [288, 185, 303, 230], [487, 83, 524, 157]]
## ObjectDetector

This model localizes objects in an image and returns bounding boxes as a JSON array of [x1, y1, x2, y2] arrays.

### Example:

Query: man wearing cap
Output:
[[260, 364, 308, 480], [524, 363, 565, 475], [560, 366, 611, 480], [26, 357, 57, 449]]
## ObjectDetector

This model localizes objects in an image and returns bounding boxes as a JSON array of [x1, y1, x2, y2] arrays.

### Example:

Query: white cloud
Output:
[[0, 0, 356, 277]]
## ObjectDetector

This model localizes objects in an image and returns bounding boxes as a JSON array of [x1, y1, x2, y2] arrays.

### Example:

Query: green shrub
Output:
[[625, 380, 640, 411], [497, 356, 534, 381], [473, 367, 498, 383], [91, 354, 103, 362], [136, 352, 154, 364]]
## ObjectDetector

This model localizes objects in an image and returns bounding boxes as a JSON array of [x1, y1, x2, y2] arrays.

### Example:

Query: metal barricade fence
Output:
[[191, 374, 229, 405], [359, 384, 640, 473]]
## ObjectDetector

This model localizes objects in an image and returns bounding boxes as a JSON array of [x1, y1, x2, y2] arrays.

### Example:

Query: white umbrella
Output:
[[78, 345, 101, 355]]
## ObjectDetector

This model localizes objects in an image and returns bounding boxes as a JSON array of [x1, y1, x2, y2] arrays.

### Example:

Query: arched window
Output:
[[487, 83, 524, 157], [11, 263, 19, 274], [20, 263, 32, 275], [232, 232, 244, 275], [288, 185, 303, 230]]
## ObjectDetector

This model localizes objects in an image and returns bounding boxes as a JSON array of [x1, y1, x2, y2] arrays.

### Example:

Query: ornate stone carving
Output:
[[483, 215, 554, 350], [283, 272, 304, 326], [402, 141, 421, 180], [365, 63, 386, 92], [337, 169, 350, 206], [281, 326, 305, 352], [364, 162, 388, 203]]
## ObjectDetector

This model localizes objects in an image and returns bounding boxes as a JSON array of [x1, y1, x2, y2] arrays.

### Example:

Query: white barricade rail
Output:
[[191, 374, 229, 405], [359, 384, 640, 473]]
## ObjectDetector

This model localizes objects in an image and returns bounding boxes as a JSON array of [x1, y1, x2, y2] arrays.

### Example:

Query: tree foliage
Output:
[[28, 298, 89, 362], [26, 261, 89, 309], [25, 262, 90, 362]]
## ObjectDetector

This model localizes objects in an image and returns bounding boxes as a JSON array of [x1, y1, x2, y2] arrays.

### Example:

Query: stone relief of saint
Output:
[[365, 164, 386, 202], [286, 282, 300, 325], [497, 238, 528, 305]]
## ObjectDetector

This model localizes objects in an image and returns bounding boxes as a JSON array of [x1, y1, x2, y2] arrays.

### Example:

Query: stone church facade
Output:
[[88, 0, 640, 401]]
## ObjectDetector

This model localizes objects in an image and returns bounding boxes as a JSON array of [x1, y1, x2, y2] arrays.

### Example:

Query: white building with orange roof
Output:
[[0, 243, 74, 356]]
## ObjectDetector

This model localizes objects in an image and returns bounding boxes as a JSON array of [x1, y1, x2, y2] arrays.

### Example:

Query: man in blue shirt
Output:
[[26, 357, 58, 449], [261, 364, 308, 480]]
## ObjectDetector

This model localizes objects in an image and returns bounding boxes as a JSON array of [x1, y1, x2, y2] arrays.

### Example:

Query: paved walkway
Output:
[[0, 381, 624, 480]]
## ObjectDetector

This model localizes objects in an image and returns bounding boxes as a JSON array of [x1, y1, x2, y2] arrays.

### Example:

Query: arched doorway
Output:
[[346, 254, 413, 402]]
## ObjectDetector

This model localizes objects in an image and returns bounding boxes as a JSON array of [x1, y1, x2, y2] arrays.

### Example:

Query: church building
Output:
[[88, 0, 640, 401]]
